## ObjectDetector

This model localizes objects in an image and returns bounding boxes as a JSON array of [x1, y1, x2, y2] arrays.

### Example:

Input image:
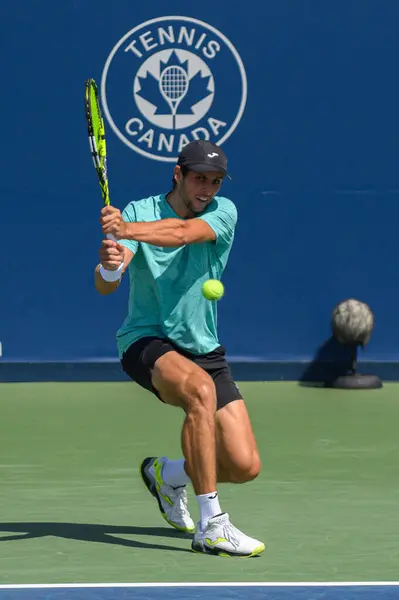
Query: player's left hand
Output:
[[100, 206, 128, 239]]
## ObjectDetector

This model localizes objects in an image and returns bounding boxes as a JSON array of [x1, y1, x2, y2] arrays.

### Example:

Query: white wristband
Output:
[[99, 262, 124, 282]]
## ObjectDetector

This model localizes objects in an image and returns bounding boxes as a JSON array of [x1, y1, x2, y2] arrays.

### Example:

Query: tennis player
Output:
[[94, 140, 264, 558]]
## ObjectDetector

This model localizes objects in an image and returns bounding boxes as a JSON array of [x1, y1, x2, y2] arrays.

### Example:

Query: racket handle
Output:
[[106, 233, 117, 243]]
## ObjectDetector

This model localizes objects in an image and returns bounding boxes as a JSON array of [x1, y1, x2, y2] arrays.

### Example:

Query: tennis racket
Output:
[[84, 78, 116, 242]]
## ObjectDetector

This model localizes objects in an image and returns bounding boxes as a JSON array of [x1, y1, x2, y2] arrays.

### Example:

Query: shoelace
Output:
[[169, 487, 190, 520], [217, 519, 240, 549]]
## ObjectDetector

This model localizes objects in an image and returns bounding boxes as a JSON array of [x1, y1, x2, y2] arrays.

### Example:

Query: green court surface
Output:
[[0, 382, 399, 584]]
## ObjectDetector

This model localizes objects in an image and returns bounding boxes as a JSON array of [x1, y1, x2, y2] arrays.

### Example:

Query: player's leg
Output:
[[215, 398, 261, 484], [122, 338, 196, 533], [188, 360, 261, 484], [149, 354, 260, 492], [152, 352, 264, 557], [190, 392, 264, 558], [150, 349, 218, 497], [195, 360, 261, 483], [187, 365, 264, 556], [152, 350, 265, 557], [123, 337, 223, 533]]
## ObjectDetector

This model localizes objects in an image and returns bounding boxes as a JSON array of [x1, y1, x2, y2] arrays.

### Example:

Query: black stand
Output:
[[331, 345, 382, 389]]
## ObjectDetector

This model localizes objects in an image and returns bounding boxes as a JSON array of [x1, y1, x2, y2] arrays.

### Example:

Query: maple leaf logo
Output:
[[135, 51, 213, 127], [160, 50, 190, 77], [177, 70, 213, 115], [135, 71, 170, 116]]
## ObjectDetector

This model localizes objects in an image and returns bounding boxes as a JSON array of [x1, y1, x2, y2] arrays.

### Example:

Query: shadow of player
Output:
[[0, 522, 192, 553]]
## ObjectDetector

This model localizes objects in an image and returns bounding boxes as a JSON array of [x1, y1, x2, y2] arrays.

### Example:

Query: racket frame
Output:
[[85, 78, 116, 242]]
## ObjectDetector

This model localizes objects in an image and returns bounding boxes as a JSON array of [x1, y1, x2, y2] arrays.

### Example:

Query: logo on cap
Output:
[[101, 16, 247, 162]]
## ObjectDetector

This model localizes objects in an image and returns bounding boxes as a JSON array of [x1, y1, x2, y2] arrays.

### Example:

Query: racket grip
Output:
[[106, 233, 117, 243]]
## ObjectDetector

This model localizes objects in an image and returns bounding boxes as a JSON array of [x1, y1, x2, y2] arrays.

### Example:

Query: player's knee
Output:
[[248, 451, 262, 481], [231, 450, 261, 483], [182, 372, 216, 414]]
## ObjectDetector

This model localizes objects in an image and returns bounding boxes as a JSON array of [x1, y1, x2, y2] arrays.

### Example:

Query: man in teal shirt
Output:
[[95, 140, 264, 558]]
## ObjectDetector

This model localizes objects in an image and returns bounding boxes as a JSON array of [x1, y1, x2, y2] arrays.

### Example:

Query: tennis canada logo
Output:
[[101, 16, 247, 162]]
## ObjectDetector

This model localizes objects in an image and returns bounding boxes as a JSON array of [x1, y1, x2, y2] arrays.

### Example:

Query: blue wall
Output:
[[2, 0, 399, 365]]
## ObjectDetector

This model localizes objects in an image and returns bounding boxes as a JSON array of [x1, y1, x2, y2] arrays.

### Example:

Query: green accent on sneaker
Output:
[[191, 541, 265, 558], [140, 457, 196, 534], [153, 458, 173, 507]]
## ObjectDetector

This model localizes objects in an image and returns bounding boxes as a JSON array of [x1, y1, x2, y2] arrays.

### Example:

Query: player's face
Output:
[[177, 169, 224, 215]]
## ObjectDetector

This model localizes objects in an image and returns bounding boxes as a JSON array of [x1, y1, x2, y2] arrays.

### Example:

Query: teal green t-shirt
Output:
[[116, 193, 237, 358]]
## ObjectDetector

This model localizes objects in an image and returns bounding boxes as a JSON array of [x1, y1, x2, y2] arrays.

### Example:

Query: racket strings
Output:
[[85, 78, 110, 206], [160, 66, 189, 102]]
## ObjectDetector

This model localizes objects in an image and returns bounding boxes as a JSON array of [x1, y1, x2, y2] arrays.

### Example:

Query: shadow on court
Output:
[[0, 522, 192, 553]]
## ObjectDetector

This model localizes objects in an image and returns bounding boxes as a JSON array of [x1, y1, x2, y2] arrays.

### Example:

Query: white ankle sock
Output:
[[161, 458, 190, 488], [197, 491, 222, 530]]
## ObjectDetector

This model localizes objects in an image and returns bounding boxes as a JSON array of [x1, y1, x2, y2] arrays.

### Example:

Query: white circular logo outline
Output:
[[101, 15, 248, 163]]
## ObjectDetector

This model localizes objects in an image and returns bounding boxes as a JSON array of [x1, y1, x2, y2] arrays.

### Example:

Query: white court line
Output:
[[0, 582, 399, 589]]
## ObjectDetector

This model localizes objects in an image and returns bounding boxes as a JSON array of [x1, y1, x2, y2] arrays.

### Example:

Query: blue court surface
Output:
[[1, 583, 399, 600]]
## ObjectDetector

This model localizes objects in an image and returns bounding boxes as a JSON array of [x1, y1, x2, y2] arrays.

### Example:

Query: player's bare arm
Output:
[[100, 206, 216, 247], [94, 239, 134, 296]]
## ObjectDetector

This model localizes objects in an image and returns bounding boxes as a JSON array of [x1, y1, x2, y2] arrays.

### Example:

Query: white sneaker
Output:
[[140, 456, 195, 533], [191, 512, 265, 557]]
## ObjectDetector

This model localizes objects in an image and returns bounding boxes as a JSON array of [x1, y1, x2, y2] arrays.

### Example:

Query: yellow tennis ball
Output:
[[202, 279, 224, 301]]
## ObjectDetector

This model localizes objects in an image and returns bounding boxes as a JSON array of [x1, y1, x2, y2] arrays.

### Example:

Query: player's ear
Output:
[[174, 165, 183, 185]]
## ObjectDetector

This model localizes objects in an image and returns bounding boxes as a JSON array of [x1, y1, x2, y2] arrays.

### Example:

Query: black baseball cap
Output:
[[177, 140, 231, 179]]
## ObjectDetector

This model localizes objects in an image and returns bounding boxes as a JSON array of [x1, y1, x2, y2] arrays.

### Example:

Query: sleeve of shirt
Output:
[[198, 198, 238, 249], [118, 202, 139, 255]]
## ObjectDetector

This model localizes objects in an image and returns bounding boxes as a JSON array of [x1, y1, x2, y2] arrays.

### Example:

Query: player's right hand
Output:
[[99, 239, 125, 271]]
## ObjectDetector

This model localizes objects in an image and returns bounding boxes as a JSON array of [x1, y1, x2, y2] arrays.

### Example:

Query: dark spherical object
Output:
[[332, 298, 374, 347]]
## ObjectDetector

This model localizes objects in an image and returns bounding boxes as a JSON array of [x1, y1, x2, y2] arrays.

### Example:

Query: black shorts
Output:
[[121, 336, 242, 411]]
